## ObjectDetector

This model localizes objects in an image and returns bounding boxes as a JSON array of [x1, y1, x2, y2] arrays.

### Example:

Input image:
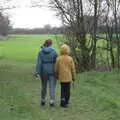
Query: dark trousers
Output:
[[60, 82, 71, 106]]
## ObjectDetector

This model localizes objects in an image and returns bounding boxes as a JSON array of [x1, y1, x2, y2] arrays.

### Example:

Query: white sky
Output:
[[5, 0, 62, 28]]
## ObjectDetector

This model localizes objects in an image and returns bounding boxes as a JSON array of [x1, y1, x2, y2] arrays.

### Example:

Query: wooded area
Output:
[[49, 0, 120, 71]]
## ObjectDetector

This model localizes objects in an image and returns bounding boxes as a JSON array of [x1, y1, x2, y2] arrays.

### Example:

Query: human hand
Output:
[[72, 78, 75, 82], [55, 73, 59, 80], [33, 72, 39, 78], [72, 74, 76, 82]]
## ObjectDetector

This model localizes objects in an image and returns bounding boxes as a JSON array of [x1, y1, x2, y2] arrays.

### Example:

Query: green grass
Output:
[[0, 34, 63, 62], [0, 35, 120, 120]]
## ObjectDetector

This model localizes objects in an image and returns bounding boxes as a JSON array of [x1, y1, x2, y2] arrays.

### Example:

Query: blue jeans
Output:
[[41, 75, 56, 103]]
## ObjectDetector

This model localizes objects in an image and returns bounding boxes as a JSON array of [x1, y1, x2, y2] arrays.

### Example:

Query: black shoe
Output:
[[60, 100, 68, 108], [60, 104, 68, 108], [49, 103, 54, 107], [64, 104, 68, 108], [66, 101, 70, 105], [41, 101, 45, 106], [60, 100, 65, 106]]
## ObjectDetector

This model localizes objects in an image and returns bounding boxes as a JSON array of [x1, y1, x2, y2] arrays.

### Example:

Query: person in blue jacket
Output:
[[36, 39, 57, 106]]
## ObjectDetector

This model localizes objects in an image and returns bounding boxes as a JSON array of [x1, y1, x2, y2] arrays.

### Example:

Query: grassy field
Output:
[[0, 34, 63, 63], [0, 35, 120, 120]]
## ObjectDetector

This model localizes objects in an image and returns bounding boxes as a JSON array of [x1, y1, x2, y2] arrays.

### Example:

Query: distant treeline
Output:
[[9, 26, 66, 34], [9, 26, 120, 35]]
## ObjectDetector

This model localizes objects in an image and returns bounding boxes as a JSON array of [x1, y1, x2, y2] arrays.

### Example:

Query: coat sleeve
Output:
[[36, 52, 42, 75], [53, 50, 58, 63], [55, 57, 59, 74], [71, 58, 76, 81]]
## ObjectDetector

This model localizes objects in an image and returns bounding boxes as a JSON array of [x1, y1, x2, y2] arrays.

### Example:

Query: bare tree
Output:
[[89, 0, 99, 68], [0, 12, 11, 36], [105, 0, 120, 68], [0, 0, 16, 36], [48, 0, 107, 71], [97, 0, 120, 69]]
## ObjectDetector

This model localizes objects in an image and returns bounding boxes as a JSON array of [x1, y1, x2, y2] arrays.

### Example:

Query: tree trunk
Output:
[[91, 0, 98, 69]]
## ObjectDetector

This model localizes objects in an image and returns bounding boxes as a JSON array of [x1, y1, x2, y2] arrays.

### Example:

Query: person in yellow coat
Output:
[[55, 44, 76, 108]]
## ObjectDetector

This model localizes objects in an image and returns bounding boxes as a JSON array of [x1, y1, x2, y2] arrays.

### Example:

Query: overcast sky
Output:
[[6, 0, 62, 28]]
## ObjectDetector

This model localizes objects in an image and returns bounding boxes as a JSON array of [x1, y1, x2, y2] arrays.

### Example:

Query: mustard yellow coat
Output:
[[55, 44, 76, 83]]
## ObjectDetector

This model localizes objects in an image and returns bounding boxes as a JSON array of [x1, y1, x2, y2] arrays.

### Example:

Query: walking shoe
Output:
[[49, 103, 55, 107], [60, 104, 68, 108], [41, 101, 45, 106], [66, 101, 70, 105], [49, 100, 55, 107], [63, 104, 68, 108], [60, 99, 65, 106]]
